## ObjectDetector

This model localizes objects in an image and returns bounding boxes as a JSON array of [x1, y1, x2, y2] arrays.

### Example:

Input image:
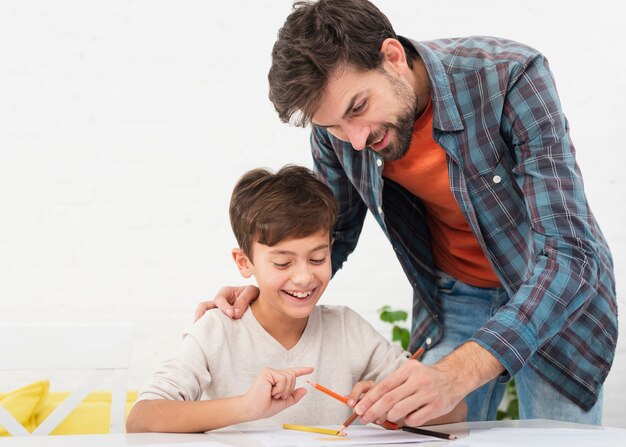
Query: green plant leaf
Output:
[[496, 379, 519, 420], [507, 398, 519, 419], [392, 326, 410, 350], [380, 310, 408, 323], [506, 379, 518, 398]]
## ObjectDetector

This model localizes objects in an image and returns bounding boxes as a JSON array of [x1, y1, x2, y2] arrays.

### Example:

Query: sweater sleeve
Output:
[[137, 315, 217, 401]]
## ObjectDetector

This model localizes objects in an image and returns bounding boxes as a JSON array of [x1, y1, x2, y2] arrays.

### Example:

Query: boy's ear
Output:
[[232, 248, 253, 278]]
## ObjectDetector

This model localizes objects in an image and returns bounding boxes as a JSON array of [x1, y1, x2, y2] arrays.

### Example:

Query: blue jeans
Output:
[[418, 270, 603, 424]]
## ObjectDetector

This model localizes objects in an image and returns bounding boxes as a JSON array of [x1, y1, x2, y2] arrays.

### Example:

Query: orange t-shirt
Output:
[[383, 100, 500, 288]]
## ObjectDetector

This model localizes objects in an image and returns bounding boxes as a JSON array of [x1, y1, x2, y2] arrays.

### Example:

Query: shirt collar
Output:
[[400, 36, 464, 132]]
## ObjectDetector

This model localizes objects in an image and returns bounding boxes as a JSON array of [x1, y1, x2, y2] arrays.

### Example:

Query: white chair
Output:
[[0, 323, 134, 436]]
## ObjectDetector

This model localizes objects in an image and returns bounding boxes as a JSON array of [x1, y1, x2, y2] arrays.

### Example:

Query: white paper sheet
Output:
[[241, 425, 443, 447], [462, 427, 626, 447]]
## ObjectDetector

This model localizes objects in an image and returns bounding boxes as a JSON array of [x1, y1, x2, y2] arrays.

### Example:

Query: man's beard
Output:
[[368, 71, 420, 162]]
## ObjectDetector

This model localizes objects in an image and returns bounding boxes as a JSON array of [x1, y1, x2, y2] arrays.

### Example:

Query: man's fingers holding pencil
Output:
[[354, 358, 464, 427], [346, 380, 375, 407], [354, 360, 425, 424]]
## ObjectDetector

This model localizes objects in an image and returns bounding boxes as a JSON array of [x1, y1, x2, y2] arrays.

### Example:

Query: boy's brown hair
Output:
[[229, 165, 337, 258], [268, 0, 416, 127]]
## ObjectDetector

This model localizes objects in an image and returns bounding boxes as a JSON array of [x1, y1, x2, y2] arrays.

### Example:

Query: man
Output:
[[200, 0, 617, 425]]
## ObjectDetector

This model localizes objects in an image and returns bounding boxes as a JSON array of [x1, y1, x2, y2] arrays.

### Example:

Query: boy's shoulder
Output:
[[194, 307, 233, 324], [315, 305, 392, 349], [316, 304, 370, 325], [185, 307, 245, 338]]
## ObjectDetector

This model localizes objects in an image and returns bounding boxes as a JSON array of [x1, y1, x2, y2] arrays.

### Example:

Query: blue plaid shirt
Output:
[[311, 36, 617, 411]]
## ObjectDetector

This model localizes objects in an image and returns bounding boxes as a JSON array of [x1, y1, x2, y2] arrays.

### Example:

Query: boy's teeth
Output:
[[287, 290, 312, 298]]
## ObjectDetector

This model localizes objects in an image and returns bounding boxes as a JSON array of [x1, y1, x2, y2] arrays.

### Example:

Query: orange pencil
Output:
[[306, 380, 349, 405], [411, 346, 426, 361], [338, 412, 359, 433], [339, 346, 426, 432]]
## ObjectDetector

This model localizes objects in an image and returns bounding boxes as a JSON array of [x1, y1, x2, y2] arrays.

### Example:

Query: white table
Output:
[[0, 419, 624, 446]]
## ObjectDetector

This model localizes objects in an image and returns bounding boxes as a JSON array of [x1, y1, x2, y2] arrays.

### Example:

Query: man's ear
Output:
[[232, 248, 253, 278], [380, 38, 409, 75]]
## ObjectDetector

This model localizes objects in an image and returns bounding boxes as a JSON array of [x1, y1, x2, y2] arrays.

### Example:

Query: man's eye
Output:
[[310, 257, 327, 265], [352, 101, 367, 114], [273, 262, 290, 269]]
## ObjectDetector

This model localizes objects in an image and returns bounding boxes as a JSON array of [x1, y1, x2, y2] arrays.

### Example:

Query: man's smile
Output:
[[369, 127, 390, 151]]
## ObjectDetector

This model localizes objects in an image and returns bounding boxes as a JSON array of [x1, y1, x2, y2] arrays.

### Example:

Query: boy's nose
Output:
[[291, 264, 314, 286]]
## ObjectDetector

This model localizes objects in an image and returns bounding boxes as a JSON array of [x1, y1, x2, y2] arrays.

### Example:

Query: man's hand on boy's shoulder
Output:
[[194, 285, 260, 322]]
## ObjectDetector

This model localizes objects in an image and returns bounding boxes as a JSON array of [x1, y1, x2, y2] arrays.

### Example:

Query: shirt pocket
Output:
[[465, 153, 527, 238]]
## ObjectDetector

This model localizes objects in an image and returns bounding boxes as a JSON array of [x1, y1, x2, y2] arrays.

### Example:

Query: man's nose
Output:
[[343, 123, 370, 151]]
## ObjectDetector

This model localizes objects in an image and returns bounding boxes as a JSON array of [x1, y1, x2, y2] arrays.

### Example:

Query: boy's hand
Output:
[[243, 367, 314, 420], [194, 285, 260, 322]]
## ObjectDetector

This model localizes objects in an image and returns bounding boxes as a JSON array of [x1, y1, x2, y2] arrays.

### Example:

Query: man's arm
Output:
[[470, 51, 614, 379]]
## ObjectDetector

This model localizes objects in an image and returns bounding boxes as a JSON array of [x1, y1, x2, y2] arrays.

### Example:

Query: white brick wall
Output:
[[1, 0, 624, 428]]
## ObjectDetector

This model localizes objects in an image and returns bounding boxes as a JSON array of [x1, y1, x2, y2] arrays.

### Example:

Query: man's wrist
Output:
[[434, 341, 505, 398]]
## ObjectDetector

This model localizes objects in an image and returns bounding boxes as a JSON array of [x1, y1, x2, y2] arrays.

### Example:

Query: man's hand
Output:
[[346, 380, 375, 407], [354, 342, 503, 426], [242, 366, 314, 421], [194, 285, 260, 322]]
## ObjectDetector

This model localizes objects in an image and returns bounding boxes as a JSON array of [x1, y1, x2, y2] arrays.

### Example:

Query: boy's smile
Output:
[[283, 289, 314, 299], [232, 230, 332, 348]]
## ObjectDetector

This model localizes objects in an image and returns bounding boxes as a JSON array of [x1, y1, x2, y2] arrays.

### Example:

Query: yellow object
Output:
[[36, 390, 138, 435], [283, 423, 344, 436], [0, 381, 50, 435], [0, 381, 137, 436]]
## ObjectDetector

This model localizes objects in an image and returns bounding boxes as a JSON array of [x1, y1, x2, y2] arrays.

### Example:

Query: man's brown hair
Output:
[[268, 0, 411, 127], [229, 165, 337, 258]]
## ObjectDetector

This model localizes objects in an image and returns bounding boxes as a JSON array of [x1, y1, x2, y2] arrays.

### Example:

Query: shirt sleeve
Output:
[[137, 322, 213, 401], [470, 52, 611, 377], [311, 126, 368, 275]]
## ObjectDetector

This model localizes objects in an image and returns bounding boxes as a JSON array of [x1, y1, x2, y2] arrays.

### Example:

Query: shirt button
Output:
[[376, 158, 383, 167], [493, 175, 502, 184], [377, 206, 383, 214], [426, 337, 432, 345]]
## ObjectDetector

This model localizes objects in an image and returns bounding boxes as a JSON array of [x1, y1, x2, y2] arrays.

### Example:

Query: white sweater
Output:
[[138, 305, 409, 426]]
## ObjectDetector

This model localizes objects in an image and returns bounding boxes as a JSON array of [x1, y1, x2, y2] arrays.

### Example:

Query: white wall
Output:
[[1, 0, 624, 428]]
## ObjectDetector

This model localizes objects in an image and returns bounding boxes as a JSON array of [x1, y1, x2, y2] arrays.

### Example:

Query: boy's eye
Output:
[[272, 262, 291, 269], [310, 257, 327, 265]]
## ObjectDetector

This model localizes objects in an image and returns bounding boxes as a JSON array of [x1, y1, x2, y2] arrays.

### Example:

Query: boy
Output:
[[126, 165, 464, 432]]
